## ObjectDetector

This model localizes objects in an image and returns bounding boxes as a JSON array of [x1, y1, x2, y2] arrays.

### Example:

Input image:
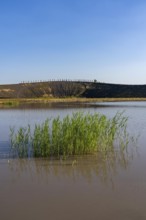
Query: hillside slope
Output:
[[82, 82, 146, 98], [0, 81, 146, 98]]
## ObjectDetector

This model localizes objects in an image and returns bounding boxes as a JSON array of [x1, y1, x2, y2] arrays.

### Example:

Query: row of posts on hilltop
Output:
[[19, 79, 98, 84]]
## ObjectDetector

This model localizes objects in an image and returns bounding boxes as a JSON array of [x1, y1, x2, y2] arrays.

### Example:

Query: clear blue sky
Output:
[[0, 0, 146, 84]]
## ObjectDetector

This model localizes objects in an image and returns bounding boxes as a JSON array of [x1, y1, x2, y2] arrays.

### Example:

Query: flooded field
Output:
[[0, 102, 146, 220]]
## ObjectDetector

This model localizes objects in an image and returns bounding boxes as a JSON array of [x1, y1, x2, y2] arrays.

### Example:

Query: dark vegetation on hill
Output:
[[0, 80, 146, 98]]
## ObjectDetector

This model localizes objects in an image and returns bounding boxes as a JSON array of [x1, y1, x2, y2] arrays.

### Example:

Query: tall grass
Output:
[[10, 112, 129, 158], [10, 125, 30, 158]]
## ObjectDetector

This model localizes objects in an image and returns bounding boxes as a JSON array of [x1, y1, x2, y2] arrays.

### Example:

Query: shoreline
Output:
[[0, 97, 146, 106]]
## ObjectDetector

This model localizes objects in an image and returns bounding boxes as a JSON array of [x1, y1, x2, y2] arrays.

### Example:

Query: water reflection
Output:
[[1, 101, 146, 110], [8, 144, 136, 188], [0, 102, 99, 110]]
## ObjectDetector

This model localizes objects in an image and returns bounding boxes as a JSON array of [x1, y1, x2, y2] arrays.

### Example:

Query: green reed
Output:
[[32, 119, 51, 157], [10, 111, 129, 158], [10, 125, 30, 158]]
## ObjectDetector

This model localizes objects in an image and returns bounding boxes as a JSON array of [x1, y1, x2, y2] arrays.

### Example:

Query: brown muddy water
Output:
[[0, 102, 146, 220]]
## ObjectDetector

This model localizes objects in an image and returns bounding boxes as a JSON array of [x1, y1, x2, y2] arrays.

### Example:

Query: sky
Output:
[[0, 0, 146, 85]]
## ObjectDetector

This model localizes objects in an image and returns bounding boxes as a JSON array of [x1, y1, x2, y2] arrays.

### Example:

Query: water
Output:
[[0, 102, 146, 220]]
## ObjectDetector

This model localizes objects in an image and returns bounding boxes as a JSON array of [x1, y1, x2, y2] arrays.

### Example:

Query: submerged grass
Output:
[[10, 112, 129, 158]]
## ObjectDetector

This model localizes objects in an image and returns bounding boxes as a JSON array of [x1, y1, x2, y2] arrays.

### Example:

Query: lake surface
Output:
[[0, 101, 146, 220]]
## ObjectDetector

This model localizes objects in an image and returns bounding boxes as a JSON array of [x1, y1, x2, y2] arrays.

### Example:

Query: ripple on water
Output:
[[0, 141, 11, 159]]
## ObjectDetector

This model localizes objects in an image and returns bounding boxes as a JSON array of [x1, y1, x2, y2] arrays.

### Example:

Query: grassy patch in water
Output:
[[0, 99, 20, 107], [10, 112, 129, 158]]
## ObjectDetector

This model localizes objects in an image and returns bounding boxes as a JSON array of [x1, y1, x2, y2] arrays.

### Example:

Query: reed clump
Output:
[[1, 100, 20, 106], [10, 112, 129, 158]]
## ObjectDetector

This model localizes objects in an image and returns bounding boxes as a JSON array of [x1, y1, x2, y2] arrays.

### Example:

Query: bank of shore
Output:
[[1, 97, 146, 106]]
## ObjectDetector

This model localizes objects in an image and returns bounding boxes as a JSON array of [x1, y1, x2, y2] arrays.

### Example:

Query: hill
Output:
[[0, 80, 146, 99]]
